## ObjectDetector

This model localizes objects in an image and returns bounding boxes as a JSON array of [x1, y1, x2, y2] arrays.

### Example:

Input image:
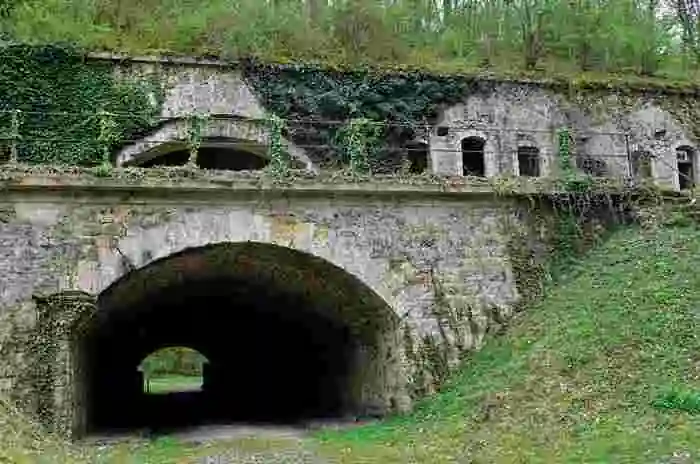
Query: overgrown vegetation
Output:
[[313, 224, 700, 462], [244, 62, 473, 170], [3, 0, 700, 82], [0, 43, 162, 166], [139, 347, 207, 378]]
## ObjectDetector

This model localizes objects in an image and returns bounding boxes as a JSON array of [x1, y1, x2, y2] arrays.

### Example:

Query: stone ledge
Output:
[[0, 165, 644, 200]]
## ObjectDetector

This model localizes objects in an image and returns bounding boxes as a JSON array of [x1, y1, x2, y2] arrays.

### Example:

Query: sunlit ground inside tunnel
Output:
[[139, 347, 207, 395]]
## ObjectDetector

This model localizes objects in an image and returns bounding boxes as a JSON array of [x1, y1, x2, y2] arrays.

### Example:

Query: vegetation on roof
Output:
[[3, 0, 700, 89]]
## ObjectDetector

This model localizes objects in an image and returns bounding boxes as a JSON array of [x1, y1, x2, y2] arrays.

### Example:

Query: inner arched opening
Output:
[[139, 347, 208, 395], [677, 145, 695, 190], [517, 146, 540, 177], [461, 137, 486, 176], [139, 146, 269, 171], [75, 242, 401, 436]]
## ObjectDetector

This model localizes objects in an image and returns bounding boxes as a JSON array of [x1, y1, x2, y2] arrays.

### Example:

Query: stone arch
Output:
[[675, 144, 697, 190], [457, 130, 498, 177], [428, 85, 560, 177], [114, 117, 317, 172], [585, 103, 696, 190], [68, 241, 407, 436], [516, 141, 541, 177], [72, 211, 395, 312]]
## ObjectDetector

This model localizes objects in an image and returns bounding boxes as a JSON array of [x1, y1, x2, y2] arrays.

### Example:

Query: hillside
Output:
[[3, 0, 700, 89], [3, 223, 700, 462], [314, 224, 700, 463]]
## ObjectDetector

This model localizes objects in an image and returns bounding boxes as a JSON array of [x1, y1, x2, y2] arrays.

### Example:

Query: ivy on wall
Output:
[[242, 60, 474, 171], [0, 43, 163, 166]]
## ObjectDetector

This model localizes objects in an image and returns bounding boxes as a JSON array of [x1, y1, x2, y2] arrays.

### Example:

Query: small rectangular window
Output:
[[517, 146, 540, 177]]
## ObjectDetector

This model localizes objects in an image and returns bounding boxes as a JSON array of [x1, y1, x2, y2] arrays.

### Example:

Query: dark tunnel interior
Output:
[[139, 146, 270, 170], [79, 275, 359, 434]]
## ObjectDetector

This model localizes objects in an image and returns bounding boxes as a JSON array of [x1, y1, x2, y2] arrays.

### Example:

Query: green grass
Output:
[[312, 225, 700, 462], [144, 375, 203, 394], [5, 224, 700, 462]]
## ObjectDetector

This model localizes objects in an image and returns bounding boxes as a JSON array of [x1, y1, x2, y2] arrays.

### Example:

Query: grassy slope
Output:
[[314, 225, 700, 463]]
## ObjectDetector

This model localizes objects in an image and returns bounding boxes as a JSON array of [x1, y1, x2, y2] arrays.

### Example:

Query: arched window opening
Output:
[[406, 142, 429, 174], [461, 137, 486, 177], [630, 150, 653, 181], [139, 146, 269, 171], [517, 146, 540, 177], [139, 347, 208, 395], [677, 146, 695, 190], [197, 146, 269, 171]]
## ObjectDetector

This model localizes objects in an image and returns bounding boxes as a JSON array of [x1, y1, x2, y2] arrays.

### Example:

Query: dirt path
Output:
[[86, 422, 355, 463], [177, 424, 332, 464]]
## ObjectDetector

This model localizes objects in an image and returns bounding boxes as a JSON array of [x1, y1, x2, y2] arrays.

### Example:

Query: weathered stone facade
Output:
[[431, 84, 698, 190], [2, 53, 674, 438], [94, 54, 700, 191], [0, 168, 550, 438]]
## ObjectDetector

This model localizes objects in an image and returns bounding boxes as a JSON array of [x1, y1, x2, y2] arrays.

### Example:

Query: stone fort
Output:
[[0, 54, 690, 439]]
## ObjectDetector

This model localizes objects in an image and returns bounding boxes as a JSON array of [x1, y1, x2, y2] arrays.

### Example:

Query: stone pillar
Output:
[[32, 291, 97, 439]]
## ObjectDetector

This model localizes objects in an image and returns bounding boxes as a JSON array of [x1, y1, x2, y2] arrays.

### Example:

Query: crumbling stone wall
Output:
[[431, 82, 565, 178], [431, 82, 698, 189], [0, 172, 542, 437], [94, 55, 700, 191]]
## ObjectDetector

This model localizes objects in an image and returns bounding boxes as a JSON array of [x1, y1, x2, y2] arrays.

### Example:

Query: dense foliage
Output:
[[3, 0, 700, 81], [140, 347, 207, 377], [244, 61, 473, 169], [0, 43, 162, 165]]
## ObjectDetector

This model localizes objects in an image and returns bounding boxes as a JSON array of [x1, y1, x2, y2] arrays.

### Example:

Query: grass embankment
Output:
[[3, 225, 700, 462], [145, 375, 203, 395], [315, 225, 700, 463]]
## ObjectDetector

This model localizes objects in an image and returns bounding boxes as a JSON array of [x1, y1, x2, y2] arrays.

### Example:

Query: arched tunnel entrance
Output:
[[74, 242, 405, 436]]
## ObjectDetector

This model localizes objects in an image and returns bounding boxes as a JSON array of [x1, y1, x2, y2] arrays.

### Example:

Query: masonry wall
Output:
[[0, 174, 543, 434], [99, 56, 700, 190], [430, 82, 699, 189]]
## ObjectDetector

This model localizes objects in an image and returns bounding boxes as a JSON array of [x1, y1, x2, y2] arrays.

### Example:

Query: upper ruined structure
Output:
[[93, 53, 700, 192]]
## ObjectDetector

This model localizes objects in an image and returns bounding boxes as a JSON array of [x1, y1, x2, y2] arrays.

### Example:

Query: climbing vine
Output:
[[96, 110, 119, 168], [185, 113, 209, 167], [0, 43, 164, 166], [266, 113, 291, 177], [337, 117, 382, 175], [243, 60, 474, 170]]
